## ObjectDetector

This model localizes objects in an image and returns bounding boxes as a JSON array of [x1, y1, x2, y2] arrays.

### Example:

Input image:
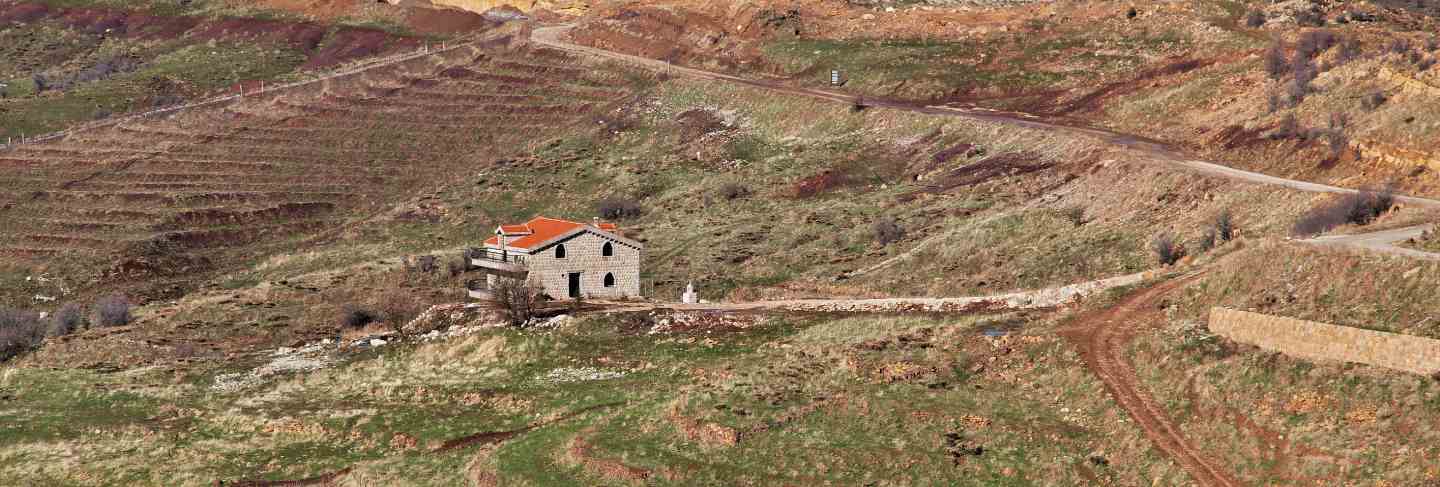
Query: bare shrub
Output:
[[173, 342, 201, 359], [1061, 206, 1087, 227], [1151, 234, 1186, 266], [492, 278, 542, 327], [1288, 59, 1317, 104], [1266, 91, 1285, 113], [1292, 188, 1395, 235], [1271, 114, 1301, 139], [1295, 8, 1325, 27], [1197, 229, 1217, 253], [92, 294, 131, 328], [718, 182, 751, 200], [1336, 38, 1362, 64], [1387, 39, 1414, 56], [1125, 7, 1138, 19], [1297, 30, 1338, 59], [1245, 10, 1266, 28], [447, 256, 466, 277], [1328, 112, 1349, 131], [377, 291, 424, 336], [1213, 210, 1235, 242], [1264, 44, 1289, 79], [403, 255, 438, 274], [49, 304, 85, 337], [596, 196, 644, 220], [0, 308, 44, 362], [1361, 90, 1388, 110], [339, 305, 379, 329], [1325, 129, 1349, 157], [872, 217, 906, 246]]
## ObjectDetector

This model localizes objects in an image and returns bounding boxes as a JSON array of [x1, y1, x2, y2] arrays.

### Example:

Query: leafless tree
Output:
[[493, 278, 542, 327]]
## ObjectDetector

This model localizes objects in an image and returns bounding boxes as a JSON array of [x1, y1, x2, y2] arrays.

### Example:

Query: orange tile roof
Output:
[[498, 224, 531, 235], [483, 216, 620, 251]]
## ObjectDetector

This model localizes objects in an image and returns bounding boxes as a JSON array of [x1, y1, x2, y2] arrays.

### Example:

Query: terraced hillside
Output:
[[0, 30, 639, 306]]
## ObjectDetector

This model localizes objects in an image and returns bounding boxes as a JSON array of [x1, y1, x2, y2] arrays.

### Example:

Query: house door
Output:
[[567, 272, 581, 299]]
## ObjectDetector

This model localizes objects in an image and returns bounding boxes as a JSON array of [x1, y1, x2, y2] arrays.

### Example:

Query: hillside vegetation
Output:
[[0, 0, 491, 140], [4, 1, 1440, 485], [569, 0, 1440, 198]]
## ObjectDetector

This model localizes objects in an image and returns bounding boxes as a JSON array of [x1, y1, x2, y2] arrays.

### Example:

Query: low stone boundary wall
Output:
[[1209, 307, 1440, 376]]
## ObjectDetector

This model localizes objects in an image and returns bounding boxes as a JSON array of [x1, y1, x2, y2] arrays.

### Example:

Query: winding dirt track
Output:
[[1061, 275, 1243, 487]]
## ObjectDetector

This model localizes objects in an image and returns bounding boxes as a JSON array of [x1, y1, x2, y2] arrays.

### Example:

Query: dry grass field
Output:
[[5, 1, 1440, 485]]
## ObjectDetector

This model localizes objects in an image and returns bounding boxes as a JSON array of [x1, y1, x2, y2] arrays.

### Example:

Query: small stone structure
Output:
[[1209, 307, 1440, 376], [469, 216, 642, 300]]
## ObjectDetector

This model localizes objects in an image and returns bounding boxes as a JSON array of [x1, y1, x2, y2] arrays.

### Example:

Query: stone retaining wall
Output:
[[1209, 307, 1440, 376]]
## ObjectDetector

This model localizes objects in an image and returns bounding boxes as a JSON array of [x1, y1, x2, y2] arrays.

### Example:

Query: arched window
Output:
[[602, 242, 614, 257], [603, 272, 616, 287], [555, 244, 566, 259]]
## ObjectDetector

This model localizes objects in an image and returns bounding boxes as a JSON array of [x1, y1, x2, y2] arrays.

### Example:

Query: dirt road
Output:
[[1063, 276, 1243, 487], [1299, 224, 1440, 261]]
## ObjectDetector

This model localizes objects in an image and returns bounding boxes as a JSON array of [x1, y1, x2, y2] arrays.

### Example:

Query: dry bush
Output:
[[492, 278, 542, 327], [340, 305, 379, 329], [1295, 8, 1325, 26], [1292, 188, 1395, 235], [1272, 114, 1302, 139], [1151, 234, 1186, 266], [1061, 206, 1087, 226], [1245, 10, 1266, 28], [377, 291, 425, 336], [49, 304, 84, 337], [1213, 210, 1235, 242], [0, 308, 44, 362], [447, 256, 467, 277], [1324, 129, 1349, 157], [1267, 91, 1285, 113], [1289, 59, 1318, 104], [1264, 44, 1289, 79], [405, 255, 438, 274], [1336, 38, 1363, 64], [718, 182, 751, 200], [1328, 112, 1349, 131], [1297, 30, 1339, 59], [92, 294, 131, 328], [872, 217, 906, 246], [1197, 229, 1217, 253], [596, 196, 644, 220]]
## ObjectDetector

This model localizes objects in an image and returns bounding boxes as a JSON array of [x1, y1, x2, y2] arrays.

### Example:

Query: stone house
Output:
[[468, 216, 642, 300]]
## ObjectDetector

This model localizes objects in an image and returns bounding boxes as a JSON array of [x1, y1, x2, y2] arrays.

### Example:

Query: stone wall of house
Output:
[[1209, 307, 1440, 376], [526, 231, 641, 299]]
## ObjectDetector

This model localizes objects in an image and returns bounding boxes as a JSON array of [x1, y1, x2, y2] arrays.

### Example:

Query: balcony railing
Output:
[[472, 248, 526, 264]]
